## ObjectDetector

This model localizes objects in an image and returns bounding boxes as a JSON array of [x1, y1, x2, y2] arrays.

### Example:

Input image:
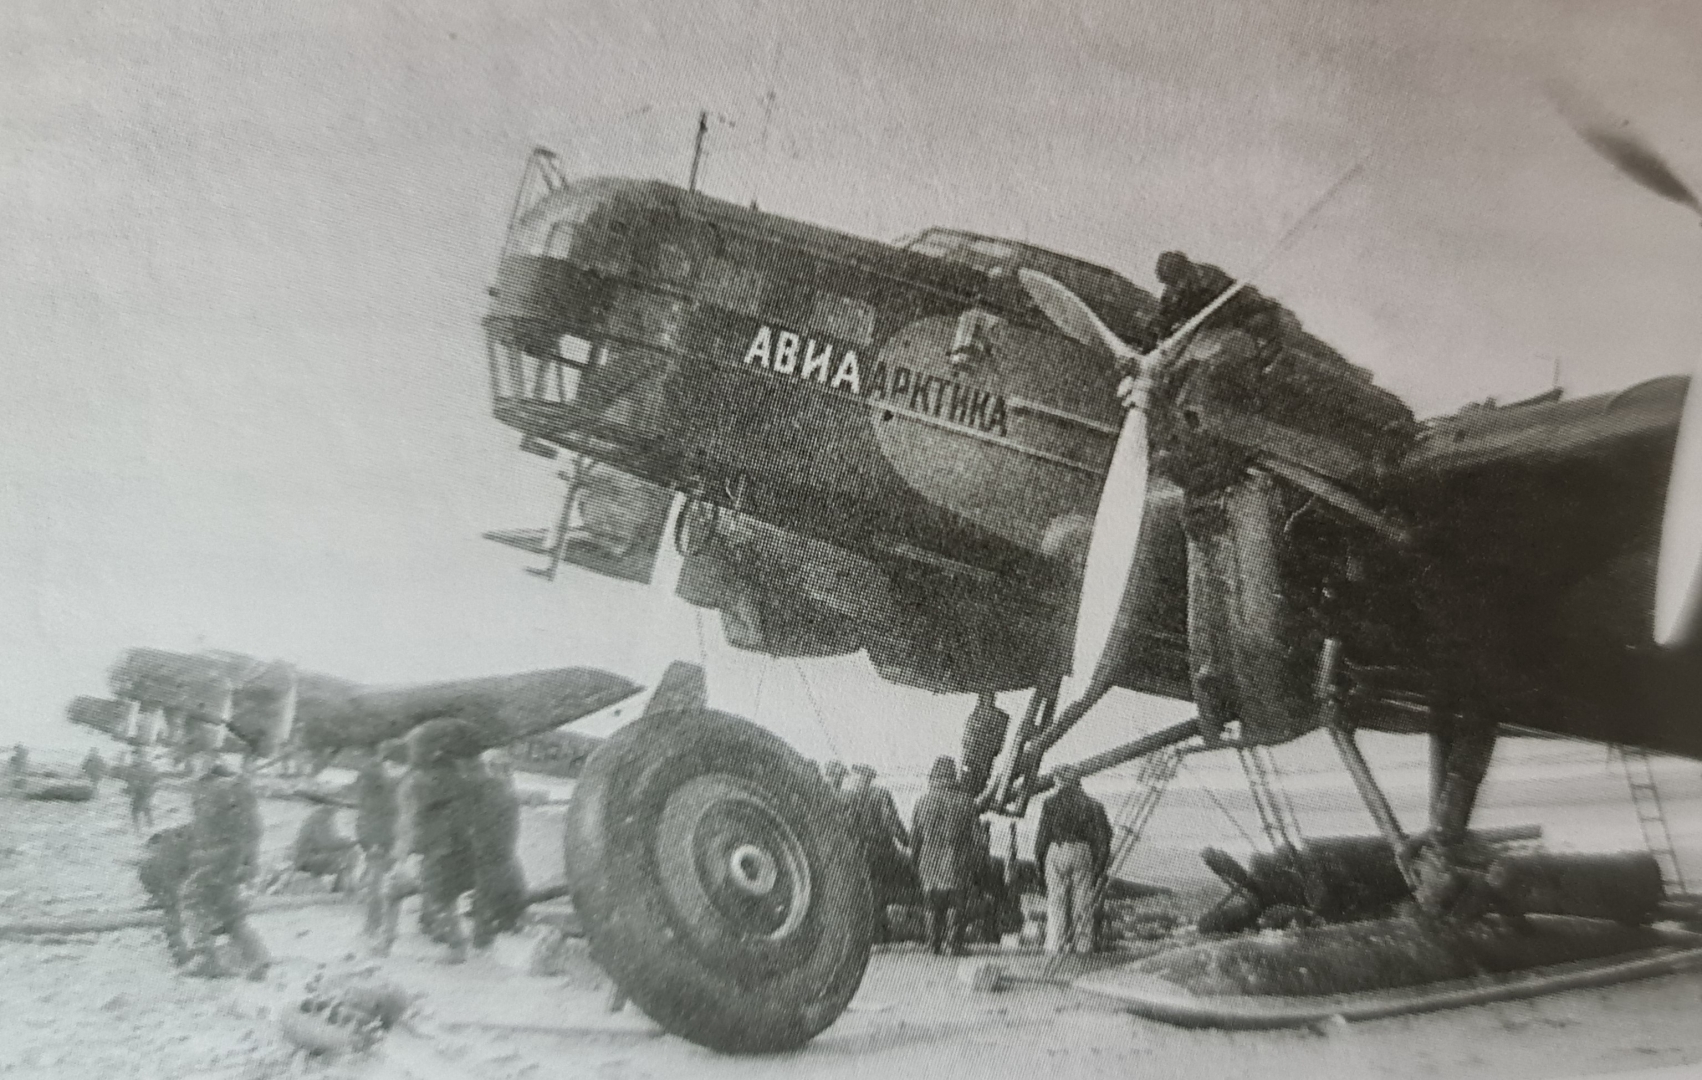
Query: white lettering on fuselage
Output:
[[740, 324, 1005, 437]]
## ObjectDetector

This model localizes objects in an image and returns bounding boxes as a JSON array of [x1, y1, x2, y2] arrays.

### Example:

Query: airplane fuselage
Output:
[[482, 171, 1702, 758]]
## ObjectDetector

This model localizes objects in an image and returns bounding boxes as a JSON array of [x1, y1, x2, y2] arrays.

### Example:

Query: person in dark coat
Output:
[[352, 742, 404, 937], [138, 825, 194, 966], [183, 759, 270, 979], [467, 752, 527, 949], [379, 717, 482, 963], [959, 694, 1010, 800], [910, 756, 980, 954], [1035, 769, 1111, 955], [1153, 250, 1284, 342], [292, 803, 359, 887], [820, 759, 847, 794], [845, 764, 912, 941], [124, 751, 159, 831], [962, 820, 1019, 943], [82, 749, 108, 791]]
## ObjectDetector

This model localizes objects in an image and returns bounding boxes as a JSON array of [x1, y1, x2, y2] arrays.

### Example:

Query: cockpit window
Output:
[[509, 184, 618, 257], [899, 229, 1014, 273], [966, 238, 1015, 262], [900, 227, 1158, 346], [899, 230, 959, 259]]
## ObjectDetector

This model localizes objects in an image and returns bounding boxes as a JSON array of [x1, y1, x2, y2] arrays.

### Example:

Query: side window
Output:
[[810, 292, 876, 346], [651, 214, 718, 286], [544, 222, 576, 260], [655, 242, 694, 284], [703, 257, 769, 318]]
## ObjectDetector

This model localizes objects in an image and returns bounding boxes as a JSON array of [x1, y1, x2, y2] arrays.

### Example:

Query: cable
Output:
[[692, 606, 709, 671], [1189, 755, 1260, 851], [751, 655, 770, 722], [1260, 746, 1307, 844], [789, 657, 844, 761]]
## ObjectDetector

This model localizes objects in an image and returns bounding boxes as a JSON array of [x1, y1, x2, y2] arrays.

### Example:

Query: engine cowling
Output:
[[1146, 326, 1417, 745]]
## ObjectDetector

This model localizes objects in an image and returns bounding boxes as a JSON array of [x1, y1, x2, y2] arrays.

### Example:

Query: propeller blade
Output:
[[1656, 377, 1702, 645], [1550, 83, 1702, 643], [1550, 83, 1702, 214], [1019, 268, 1154, 683], [1074, 407, 1151, 685], [1017, 268, 1142, 362]]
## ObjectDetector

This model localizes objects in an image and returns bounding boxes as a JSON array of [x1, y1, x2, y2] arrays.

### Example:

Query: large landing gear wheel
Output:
[[564, 708, 874, 1053]]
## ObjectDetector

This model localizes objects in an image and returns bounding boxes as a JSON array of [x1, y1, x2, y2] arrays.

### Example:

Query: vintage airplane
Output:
[[75, 646, 640, 763], [474, 112, 1702, 1051]]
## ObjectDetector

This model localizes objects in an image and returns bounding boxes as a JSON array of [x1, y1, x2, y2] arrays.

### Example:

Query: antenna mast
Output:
[[687, 110, 709, 192]]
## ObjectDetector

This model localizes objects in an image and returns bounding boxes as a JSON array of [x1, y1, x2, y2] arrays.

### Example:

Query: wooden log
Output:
[[0, 893, 355, 938], [1488, 852, 1665, 925]]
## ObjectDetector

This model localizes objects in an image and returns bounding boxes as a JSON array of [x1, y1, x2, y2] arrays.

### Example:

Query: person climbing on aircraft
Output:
[[910, 755, 979, 955], [1154, 249, 1292, 342], [820, 759, 848, 793]]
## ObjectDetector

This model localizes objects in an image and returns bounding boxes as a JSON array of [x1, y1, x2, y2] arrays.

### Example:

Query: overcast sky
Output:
[[3, 0, 1701, 770]]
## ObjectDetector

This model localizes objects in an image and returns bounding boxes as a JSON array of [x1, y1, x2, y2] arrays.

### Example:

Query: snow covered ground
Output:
[[5, 755, 1702, 1080]]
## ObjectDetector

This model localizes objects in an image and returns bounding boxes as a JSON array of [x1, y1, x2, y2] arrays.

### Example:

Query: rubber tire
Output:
[[564, 708, 874, 1053]]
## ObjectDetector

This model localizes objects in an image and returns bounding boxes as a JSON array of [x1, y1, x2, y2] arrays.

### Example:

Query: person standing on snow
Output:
[[82, 748, 108, 791], [845, 764, 911, 941], [182, 758, 271, 979], [467, 751, 527, 950], [352, 741, 405, 939], [124, 750, 160, 831], [137, 824, 194, 967], [1035, 769, 1111, 956], [376, 717, 480, 963], [910, 756, 980, 955]]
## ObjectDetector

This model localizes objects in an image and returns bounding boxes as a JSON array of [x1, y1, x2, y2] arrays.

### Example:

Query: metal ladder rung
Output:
[[1619, 746, 1687, 895]]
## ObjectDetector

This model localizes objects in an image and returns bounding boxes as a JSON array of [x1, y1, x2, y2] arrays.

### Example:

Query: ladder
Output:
[[1111, 746, 1183, 861], [1619, 745, 1687, 896]]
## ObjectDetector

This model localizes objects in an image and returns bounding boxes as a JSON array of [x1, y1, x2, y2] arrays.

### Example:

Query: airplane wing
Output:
[[1389, 376, 1681, 601], [293, 667, 643, 751], [1380, 375, 1700, 756], [1397, 376, 1682, 482]]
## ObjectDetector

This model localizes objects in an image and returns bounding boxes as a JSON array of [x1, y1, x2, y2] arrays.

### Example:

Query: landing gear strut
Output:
[[1318, 636, 1498, 918]]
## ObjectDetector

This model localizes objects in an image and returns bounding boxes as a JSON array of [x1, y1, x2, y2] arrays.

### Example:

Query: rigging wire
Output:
[[692, 606, 710, 672], [1260, 746, 1307, 844], [1189, 754, 1260, 851], [1236, 747, 1285, 849], [789, 656, 845, 761], [751, 652, 770, 721]]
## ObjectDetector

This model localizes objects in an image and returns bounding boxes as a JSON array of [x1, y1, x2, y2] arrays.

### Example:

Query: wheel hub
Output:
[[656, 774, 813, 946], [728, 843, 780, 896]]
